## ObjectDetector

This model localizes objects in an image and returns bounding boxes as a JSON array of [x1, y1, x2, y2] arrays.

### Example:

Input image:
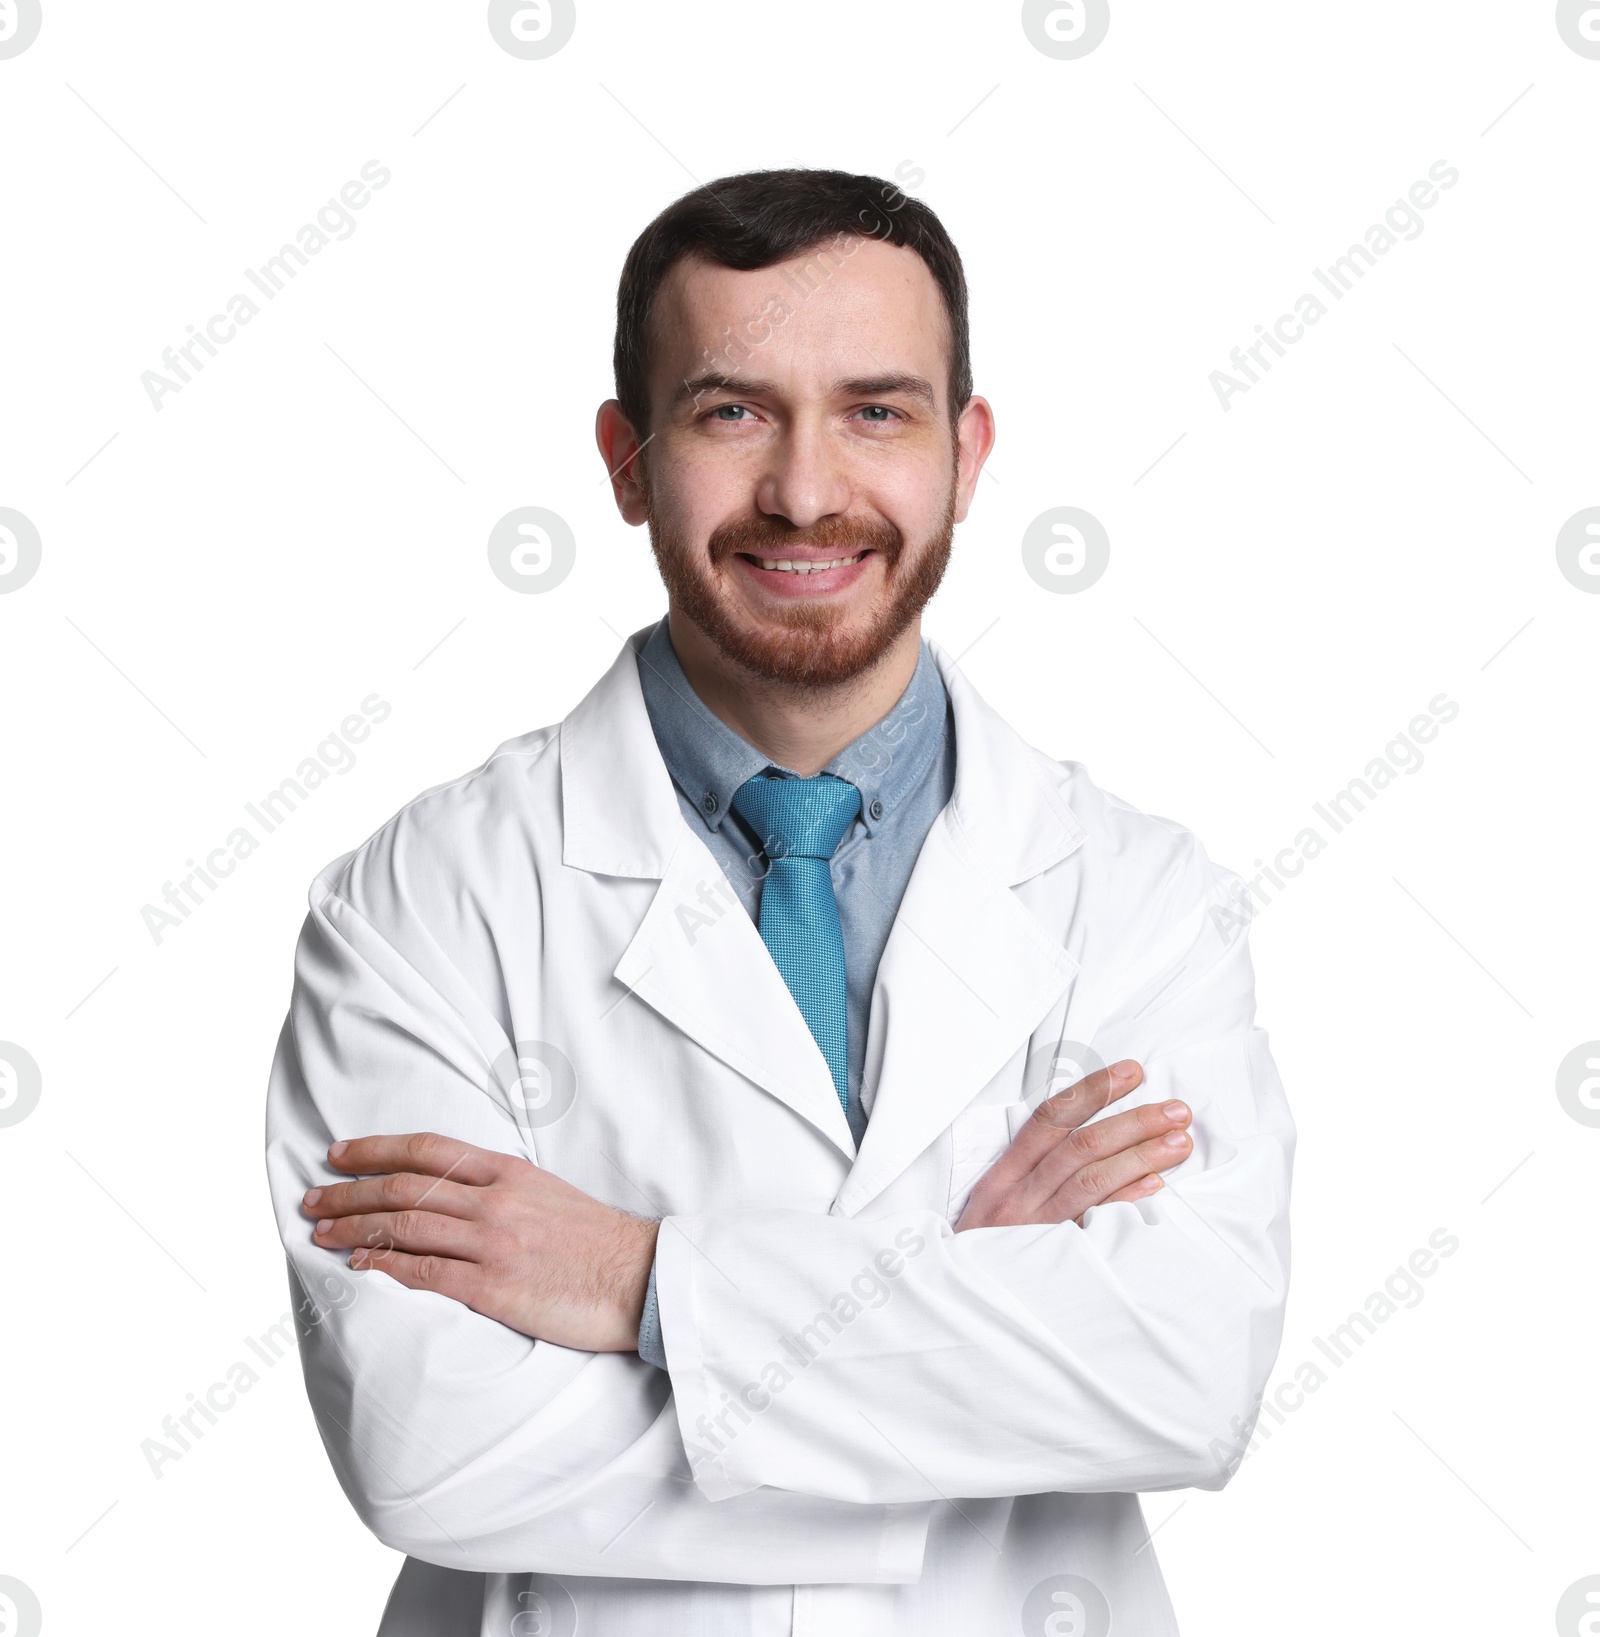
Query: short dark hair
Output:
[[613, 167, 971, 439]]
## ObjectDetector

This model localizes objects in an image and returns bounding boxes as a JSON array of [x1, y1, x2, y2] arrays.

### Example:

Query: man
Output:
[[265, 168, 1294, 1636]]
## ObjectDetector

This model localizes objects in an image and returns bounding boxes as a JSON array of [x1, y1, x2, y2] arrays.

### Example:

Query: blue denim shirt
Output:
[[632, 616, 955, 1368]]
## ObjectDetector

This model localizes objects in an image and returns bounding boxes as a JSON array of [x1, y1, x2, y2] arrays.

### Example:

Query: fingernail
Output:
[[329, 1141, 348, 1159], [1141, 1175, 1165, 1194], [303, 1188, 322, 1208], [1162, 1130, 1190, 1150], [1113, 1061, 1139, 1084], [315, 1219, 333, 1235], [1162, 1102, 1187, 1121], [350, 1250, 367, 1268]]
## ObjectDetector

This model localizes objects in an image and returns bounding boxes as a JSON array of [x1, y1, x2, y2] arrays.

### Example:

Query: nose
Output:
[[753, 416, 853, 530]]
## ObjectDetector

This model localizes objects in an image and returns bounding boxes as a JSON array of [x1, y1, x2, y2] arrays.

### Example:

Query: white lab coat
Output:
[[264, 627, 1295, 1637]]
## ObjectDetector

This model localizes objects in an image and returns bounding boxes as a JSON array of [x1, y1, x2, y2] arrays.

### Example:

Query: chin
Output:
[[717, 607, 902, 689], [666, 546, 949, 688]]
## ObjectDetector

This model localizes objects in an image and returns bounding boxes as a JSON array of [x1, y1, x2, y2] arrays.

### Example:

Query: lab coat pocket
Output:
[[946, 1099, 1032, 1223]]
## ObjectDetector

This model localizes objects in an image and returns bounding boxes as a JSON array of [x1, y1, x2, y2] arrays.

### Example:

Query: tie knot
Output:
[[731, 771, 862, 862]]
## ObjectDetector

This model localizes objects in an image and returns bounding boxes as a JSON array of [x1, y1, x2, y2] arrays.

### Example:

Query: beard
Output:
[[641, 461, 957, 689]]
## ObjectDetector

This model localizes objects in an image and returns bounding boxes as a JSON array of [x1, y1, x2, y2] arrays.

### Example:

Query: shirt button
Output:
[[869, 798, 884, 820], [701, 793, 718, 815]]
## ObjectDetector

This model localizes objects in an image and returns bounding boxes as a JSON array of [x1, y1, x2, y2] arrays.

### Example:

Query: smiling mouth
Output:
[[741, 551, 868, 575]]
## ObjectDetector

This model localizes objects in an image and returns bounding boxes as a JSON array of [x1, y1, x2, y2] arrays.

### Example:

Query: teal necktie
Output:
[[731, 770, 862, 1115]]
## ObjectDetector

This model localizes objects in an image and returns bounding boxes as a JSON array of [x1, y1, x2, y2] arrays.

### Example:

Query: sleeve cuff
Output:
[[636, 1256, 668, 1370]]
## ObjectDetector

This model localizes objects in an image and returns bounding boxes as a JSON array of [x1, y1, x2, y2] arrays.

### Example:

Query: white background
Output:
[[1, 2, 1596, 1632]]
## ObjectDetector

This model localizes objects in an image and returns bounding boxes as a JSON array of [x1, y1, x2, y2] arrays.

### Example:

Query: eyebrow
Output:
[[671, 370, 938, 412]]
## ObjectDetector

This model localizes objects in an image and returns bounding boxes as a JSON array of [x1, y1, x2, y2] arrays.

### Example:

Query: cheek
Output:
[[878, 479, 950, 545], [653, 442, 748, 525], [866, 437, 956, 517]]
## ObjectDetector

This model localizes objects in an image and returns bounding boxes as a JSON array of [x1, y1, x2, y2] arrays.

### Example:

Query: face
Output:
[[606, 235, 991, 688]]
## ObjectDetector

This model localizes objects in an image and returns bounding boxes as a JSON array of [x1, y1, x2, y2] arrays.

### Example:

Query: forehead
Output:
[[649, 236, 950, 402]]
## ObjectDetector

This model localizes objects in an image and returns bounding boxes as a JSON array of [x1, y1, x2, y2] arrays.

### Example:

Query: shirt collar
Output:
[[635, 616, 948, 839]]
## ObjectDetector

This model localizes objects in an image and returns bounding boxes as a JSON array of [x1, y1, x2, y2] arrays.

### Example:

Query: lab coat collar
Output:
[[835, 641, 1087, 1212], [562, 628, 859, 1154], [561, 625, 1086, 887], [929, 639, 1087, 885], [559, 628, 1088, 1181], [559, 626, 687, 880]]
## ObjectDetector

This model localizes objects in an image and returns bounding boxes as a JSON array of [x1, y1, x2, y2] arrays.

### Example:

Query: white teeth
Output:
[[756, 553, 864, 574]]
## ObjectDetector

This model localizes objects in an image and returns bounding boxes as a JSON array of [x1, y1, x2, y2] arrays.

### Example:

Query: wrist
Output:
[[608, 1215, 660, 1350]]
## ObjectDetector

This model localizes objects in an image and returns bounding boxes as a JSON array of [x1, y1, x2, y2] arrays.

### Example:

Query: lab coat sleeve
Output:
[[654, 856, 1296, 1506], [264, 880, 930, 1582]]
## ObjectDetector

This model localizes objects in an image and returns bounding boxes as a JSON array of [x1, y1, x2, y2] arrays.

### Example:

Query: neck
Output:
[[666, 609, 922, 777]]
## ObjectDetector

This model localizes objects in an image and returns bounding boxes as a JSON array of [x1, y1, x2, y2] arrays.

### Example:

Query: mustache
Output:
[[706, 512, 904, 565]]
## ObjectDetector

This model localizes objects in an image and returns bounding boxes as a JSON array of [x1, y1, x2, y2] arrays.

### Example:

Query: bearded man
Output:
[[265, 167, 1294, 1637]]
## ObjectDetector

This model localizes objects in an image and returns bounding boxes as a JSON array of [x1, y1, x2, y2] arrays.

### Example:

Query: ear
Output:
[[951, 395, 996, 525], [595, 400, 650, 525]]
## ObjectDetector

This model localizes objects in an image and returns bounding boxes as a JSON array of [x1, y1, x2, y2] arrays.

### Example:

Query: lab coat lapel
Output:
[[561, 631, 855, 1160], [836, 644, 1088, 1215], [615, 844, 856, 1159]]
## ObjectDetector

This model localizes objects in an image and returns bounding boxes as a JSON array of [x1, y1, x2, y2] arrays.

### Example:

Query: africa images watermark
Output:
[[1212, 692, 1459, 940], [0, 1042, 43, 1130], [139, 693, 391, 944], [1210, 1226, 1461, 1478], [682, 169, 924, 414], [1208, 160, 1460, 411], [139, 161, 392, 411], [679, 1224, 929, 1472], [140, 1269, 358, 1479]]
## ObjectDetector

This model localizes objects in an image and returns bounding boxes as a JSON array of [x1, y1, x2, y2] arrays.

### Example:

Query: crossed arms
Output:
[[264, 875, 1293, 1575], [298, 1059, 1197, 1353]]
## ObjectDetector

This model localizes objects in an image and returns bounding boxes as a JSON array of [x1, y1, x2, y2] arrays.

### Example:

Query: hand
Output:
[[954, 1059, 1192, 1231], [302, 1132, 658, 1352]]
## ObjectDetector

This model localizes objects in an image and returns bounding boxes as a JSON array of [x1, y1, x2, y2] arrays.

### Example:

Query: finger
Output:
[[1072, 1172, 1164, 1226], [1098, 1174, 1165, 1208], [314, 1208, 483, 1261], [1024, 1098, 1189, 1200], [1035, 1059, 1145, 1131], [348, 1243, 480, 1304], [976, 1063, 1142, 1194], [302, 1171, 483, 1222], [1045, 1128, 1192, 1223], [327, 1132, 505, 1187], [1000, 1060, 1145, 1177]]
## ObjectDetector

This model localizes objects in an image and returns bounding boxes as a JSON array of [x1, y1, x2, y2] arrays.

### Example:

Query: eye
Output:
[[710, 404, 753, 422], [854, 405, 901, 424]]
